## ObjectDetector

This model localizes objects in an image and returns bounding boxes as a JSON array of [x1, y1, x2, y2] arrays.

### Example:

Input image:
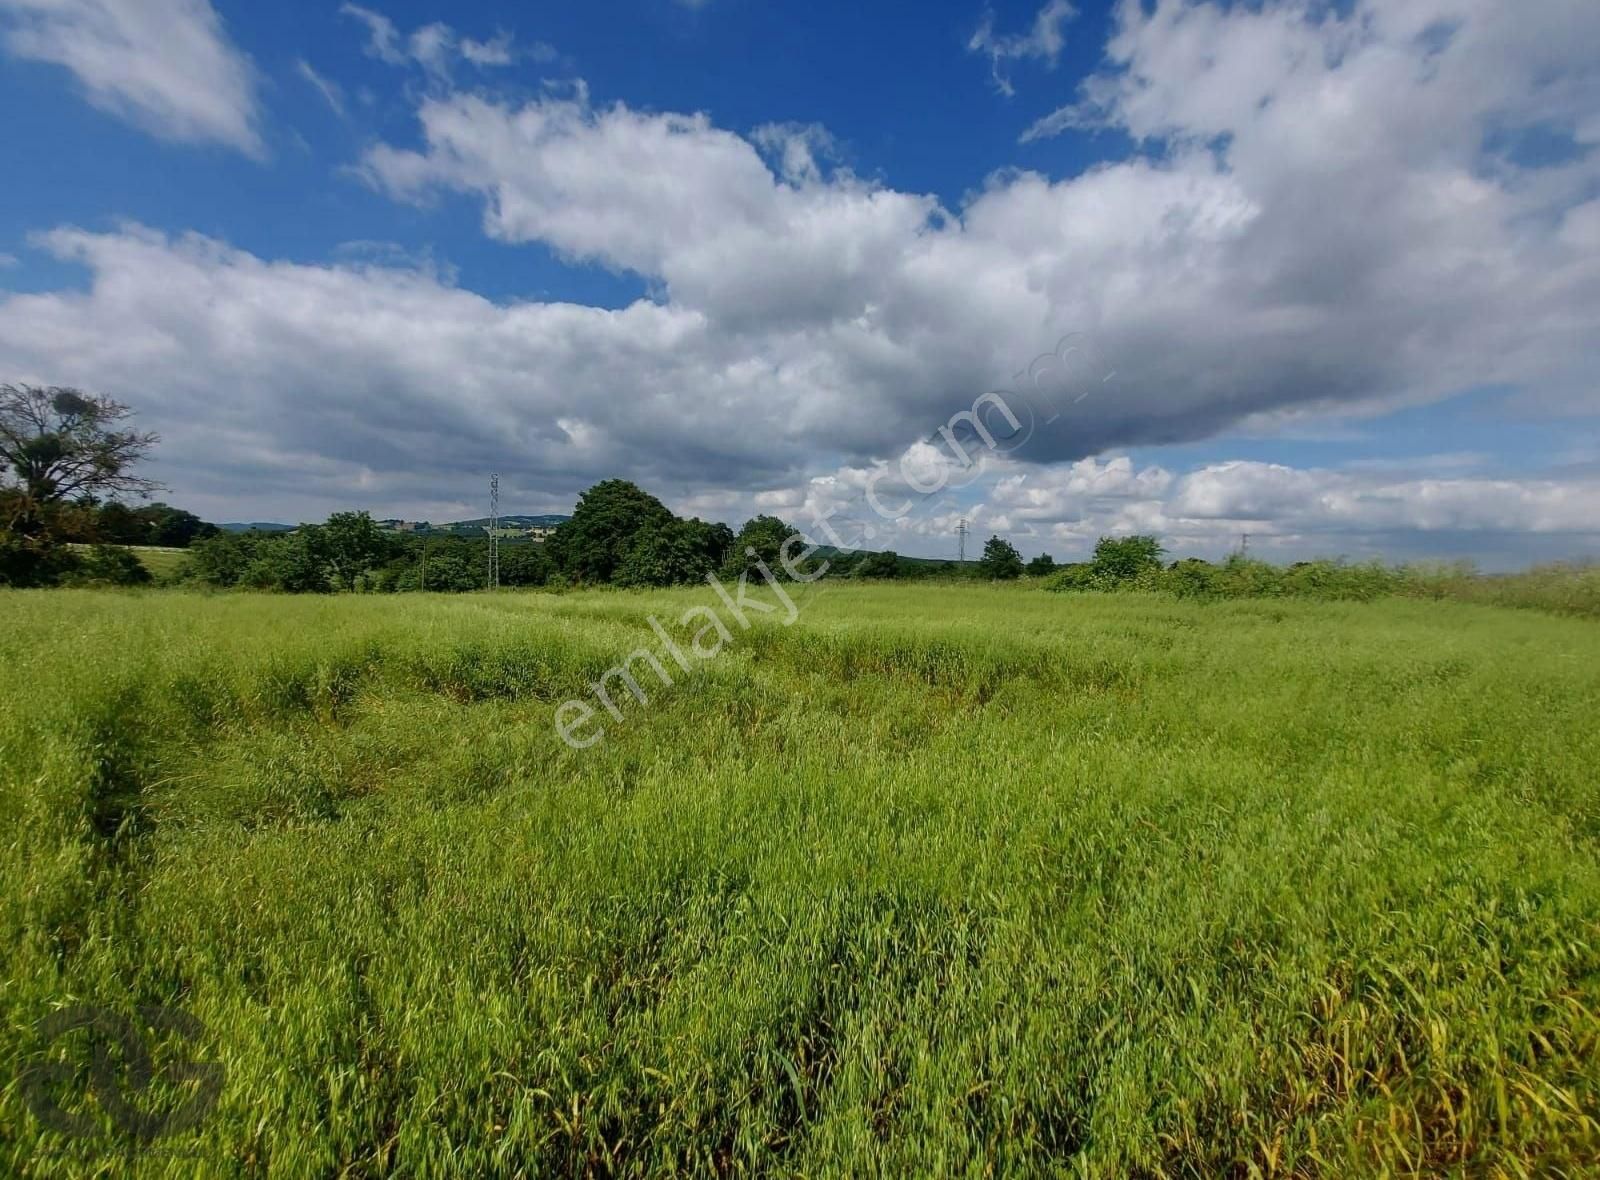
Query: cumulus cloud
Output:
[[969, 0, 1076, 97], [0, 224, 854, 520], [766, 452, 1600, 563], [1, 0, 1596, 561], [358, 0, 1600, 460], [0, 0, 262, 154]]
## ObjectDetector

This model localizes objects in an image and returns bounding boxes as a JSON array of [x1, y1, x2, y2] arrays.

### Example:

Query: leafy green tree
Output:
[[724, 515, 798, 581], [141, 503, 218, 548], [91, 500, 150, 545], [1025, 553, 1057, 576], [242, 529, 331, 593], [0, 507, 81, 586], [320, 511, 394, 592], [855, 550, 901, 579], [547, 480, 677, 584], [405, 552, 479, 592], [683, 518, 735, 576], [499, 542, 552, 587], [185, 531, 270, 587], [1090, 535, 1165, 584], [619, 518, 732, 587], [1163, 557, 1220, 598], [979, 535, 1024, 580]]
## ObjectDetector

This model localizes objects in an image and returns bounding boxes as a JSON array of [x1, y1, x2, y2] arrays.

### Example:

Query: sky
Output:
[[0, 0, 1596, 568]]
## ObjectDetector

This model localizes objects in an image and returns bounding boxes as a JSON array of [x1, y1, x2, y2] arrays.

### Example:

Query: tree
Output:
[[320, 511, 394, 592], [1025, 553, 1057, 576], [0, 508, 80, 587], [979, 535, 1024, 580], [0, 385, 160, 537], [186, 531, 268, 588], [80, 500, 217, 547], [547, 480, 677, 584], [66, 544, 152, 587], [399, 552, 479, 592], [241, 529, 331, 593], [141, 503, 218, 548], [618, 518, 732, 587], [855, 550, 901, 579], [91, 500, 151, 545], [499, 542, 552, 588], [724, 515, 798, 581], [1090, 535, 1164, 584]]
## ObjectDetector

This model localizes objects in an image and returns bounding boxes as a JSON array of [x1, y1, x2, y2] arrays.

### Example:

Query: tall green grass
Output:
[[2, 586, 1598, 1175], [1047, 555, 1600, 619]]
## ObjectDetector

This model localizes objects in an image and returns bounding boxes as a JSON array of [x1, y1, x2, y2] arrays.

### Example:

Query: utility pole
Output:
[[420, 534, 428, 591], [957, 518, 970, 564], [488, 473, 501, 590]]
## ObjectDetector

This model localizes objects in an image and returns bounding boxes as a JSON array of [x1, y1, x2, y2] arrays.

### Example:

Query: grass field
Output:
[[64, 545, 192, 582], [125, 547, 192, 582], [3, 584, 1599, 1176]]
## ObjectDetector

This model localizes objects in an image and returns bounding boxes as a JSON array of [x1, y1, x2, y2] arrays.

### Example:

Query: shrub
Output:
[[64, 544, 153, 587], [1091, 535, 1165, 583]]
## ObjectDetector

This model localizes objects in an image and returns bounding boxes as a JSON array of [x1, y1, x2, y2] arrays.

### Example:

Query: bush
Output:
[[1092, 535, 1165, 583], [0, 531, 82, 587], [855, 550, 901, 579], [1025, 554, 1057, 576], [63, 544, 153, 587], [1043, 542, 1600, 618]]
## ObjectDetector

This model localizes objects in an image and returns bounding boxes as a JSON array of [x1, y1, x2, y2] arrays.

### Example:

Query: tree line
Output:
[[0, 382, 1096, 593]]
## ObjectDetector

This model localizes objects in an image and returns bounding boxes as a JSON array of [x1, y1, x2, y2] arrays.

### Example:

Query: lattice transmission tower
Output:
[[488, 473, 501, 590], [957, 518, 970, 564]]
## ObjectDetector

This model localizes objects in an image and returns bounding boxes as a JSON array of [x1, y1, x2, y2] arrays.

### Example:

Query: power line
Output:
[[956, 518, 970, 564], [488, 473, 500, 590]]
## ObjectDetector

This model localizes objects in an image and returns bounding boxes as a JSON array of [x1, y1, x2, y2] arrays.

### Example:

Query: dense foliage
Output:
[[979, 534, 1024, 579], [65, 501, 218, 548]]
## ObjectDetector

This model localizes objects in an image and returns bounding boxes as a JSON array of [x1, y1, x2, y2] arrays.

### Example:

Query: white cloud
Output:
[[0, 224, 863, 519], [733, 449, 1600, 565], [340, 3, 403, 64], [0, 0, 262, 154], [1, 0, 1596, 562], [340, 3, 547, 80], [970, 0, 1076, 97], [358, 22, 1599, 461], [296, 58, 344, 118]]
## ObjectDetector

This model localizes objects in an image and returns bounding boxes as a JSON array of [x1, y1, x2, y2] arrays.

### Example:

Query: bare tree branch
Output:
[[0, 384, 162, 536]]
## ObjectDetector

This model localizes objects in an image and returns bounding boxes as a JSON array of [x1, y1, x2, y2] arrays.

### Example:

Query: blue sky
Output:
[[0, 0, 1596, 567]]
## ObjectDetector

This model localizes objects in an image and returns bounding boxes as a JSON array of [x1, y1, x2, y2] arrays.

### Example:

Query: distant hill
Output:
[[218, 514, 571, 536], [441, 518, 572, 530], [438, 514, 570, 532]]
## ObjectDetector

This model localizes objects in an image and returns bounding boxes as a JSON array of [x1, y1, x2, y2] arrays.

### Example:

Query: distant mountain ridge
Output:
[[438, 514, 570, 531], [220, 514, 571, 535]]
